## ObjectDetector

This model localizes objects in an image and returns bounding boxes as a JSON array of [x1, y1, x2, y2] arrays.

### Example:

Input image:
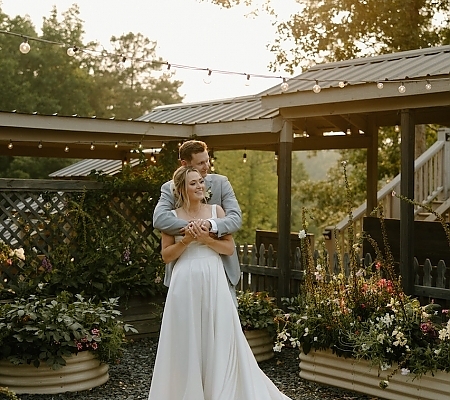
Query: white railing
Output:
[[325, 128, 450, 256]]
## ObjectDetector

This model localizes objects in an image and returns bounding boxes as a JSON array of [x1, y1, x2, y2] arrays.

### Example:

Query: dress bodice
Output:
[[173, 205, 219, 260]]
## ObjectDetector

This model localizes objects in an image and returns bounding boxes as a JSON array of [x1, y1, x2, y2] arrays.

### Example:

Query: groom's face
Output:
[[185, 150, 210, 178]]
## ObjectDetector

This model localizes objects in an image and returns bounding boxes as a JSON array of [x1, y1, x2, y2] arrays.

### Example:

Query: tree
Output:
[[86, 32, 183, 120], [214, 150, 308, 244], [204, 0, 450, 71], [0, 5, 184, 178]]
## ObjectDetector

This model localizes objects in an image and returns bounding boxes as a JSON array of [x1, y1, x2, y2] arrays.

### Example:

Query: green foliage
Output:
[[0, 142, 180, 302], [0, 292, 136, 370], [237, 290, 279, 334], [214, 150, 308, 244]]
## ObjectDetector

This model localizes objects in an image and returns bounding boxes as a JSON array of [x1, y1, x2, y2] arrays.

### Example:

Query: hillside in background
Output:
[[295, 150, 340, 181]]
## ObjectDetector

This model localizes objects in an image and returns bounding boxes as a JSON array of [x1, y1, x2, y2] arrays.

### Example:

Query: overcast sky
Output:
[[1, 0, 299, 103]]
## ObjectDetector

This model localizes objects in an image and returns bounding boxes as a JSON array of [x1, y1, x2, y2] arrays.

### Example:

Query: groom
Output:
[[153, 140, 242, 292]]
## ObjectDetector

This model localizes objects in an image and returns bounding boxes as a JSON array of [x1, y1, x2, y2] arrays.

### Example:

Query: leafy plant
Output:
[[237, 290, 279, 335], [0, 291, 137, 370]]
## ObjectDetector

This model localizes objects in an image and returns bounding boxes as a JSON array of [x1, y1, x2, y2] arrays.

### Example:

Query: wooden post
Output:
[[366, 118, 378, 216], [277, 120, 293, 302], [400, 109, 415, 295]]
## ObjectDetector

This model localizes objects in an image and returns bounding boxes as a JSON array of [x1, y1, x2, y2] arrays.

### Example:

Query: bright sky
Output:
[[1, 0, 300, 103]]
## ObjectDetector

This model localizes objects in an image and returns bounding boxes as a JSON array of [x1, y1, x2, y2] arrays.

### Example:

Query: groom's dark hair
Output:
[[179, 140, 208, 162]]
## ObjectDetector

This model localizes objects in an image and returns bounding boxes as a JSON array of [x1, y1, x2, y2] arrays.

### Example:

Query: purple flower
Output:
[[122, 247, 131, 262], [41, 257, 53, 272]]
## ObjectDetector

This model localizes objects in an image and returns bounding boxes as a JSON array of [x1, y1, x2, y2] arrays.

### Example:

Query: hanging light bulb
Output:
[[346, 128, 352, 135], [64, 145, 70, 153], [312, 80, 321, 93], [66, 46, 78, 57], [243, 150, 247, 163], [19, 39, 31, 54], [38, 141, 43, 149], [7, 140, 13, 150], [90, 142, 95, 150], [203, 69, 212, 84], [138, 142, 143, 149], [376, 82, 384, 89], [150, 151, 155, 163], [280, 78, 289, 92], [274, 151, 278, 160], [114, 142, 118, 149], [425, 80, 432, 90], [395, 124, 400, 133], [117, 55, 127, 70], [398, 83, 406, 93], [245, 74, 251, 87], [123, 157, 128, 166], [338, 81, 346, 88]]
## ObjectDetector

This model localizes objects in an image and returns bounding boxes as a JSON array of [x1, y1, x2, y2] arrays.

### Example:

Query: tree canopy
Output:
[[0, 4, 183, 178]]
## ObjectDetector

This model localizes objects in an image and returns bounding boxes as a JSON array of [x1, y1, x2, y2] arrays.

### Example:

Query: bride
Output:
[[148, 166, 291, 400]]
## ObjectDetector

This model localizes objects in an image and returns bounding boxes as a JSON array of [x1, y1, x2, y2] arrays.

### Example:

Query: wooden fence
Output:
[[236, 242, 450, 306]]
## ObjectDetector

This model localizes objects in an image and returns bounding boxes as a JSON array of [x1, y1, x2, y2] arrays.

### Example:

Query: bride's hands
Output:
[[186, 220, 209, 242]]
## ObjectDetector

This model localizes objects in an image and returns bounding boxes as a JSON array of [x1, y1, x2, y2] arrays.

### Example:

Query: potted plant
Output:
[[0, 291, 137, 394], [237, 290, 279, 362]]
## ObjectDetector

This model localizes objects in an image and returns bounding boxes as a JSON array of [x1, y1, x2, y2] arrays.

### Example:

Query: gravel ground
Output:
[[19, 338, 372, 400]]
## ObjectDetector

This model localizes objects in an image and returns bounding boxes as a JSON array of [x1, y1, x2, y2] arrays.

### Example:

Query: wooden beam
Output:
[[0, 112, 192, 137], [400, 109, 415, 295], [277, 120, 292, 300], [366, 118, 378, 215], [292, 134, 371, 150], [262, 79, 450, 110]]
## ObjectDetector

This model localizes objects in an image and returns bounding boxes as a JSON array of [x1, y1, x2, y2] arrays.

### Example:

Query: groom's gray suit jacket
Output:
[[153, 173, 242, 288]]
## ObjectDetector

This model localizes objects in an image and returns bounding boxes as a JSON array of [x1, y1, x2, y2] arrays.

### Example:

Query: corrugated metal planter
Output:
[[299, 349, 450, 400], [0, 351, 109, 394], [244, 329, 274, 362]]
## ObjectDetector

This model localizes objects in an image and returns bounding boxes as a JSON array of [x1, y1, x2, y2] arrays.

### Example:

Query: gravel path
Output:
[[19, 338, 371, 400]]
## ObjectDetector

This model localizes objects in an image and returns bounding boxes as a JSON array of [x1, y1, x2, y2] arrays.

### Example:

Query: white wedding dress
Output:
[[148, 205, 291, 400]]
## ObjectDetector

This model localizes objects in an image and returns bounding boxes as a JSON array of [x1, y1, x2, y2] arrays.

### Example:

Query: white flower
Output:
[[298, 229, 307, 239], [204, 187, 213, 202], [303, 327, 309, 336], [15, 248, 25, 260], [401, 368, 410, 376], [381, 363, 391, 371], [313, 337, 318, 342], [273, 343, 284, 352]]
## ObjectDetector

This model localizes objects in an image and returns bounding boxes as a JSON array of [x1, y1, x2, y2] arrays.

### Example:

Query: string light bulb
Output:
[[64, 145, 69, 153], [338, 81, 346, 88], [398, 82, 406, 93], [245, 74, 251, 87], [117, 56, 127, 70], [274, 151, 278, 160], [312, 80, 321, 93], [138, 142, 143, 149], [203, 69, 212, 84], [90, 142, 95, 150], [19, 39, 30, 54], [114, 142, 118, 148], [7, 140, 13, 149], [38, 141, 43, 149], [243, 150, 247, 163], [346, 128, 352, 135], [377, 82, 384, 89], [150, 149, 156, 163], [395, 124, 400, 132], [425, 80, 432, 90], [280, 78, 289, 92], [66, 46, 78, 56]]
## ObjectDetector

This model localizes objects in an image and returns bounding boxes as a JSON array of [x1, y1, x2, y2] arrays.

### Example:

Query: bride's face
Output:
[[186, 171, 205, 202]]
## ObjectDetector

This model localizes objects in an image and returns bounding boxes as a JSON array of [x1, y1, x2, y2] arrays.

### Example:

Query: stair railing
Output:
[[324, 128, 450, 257]]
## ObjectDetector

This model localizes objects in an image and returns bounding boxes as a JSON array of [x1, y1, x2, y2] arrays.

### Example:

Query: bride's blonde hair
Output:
[[172, 166, 203, 209]]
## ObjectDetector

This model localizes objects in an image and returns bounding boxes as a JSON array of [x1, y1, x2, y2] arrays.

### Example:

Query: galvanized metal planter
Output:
[[0, 351, 109, 394], [244, 329, 274, 362], [299, 349, 450, 400]]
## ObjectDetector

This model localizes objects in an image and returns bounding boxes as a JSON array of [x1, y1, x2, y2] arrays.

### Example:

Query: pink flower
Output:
[[91, 342, 98, 350]]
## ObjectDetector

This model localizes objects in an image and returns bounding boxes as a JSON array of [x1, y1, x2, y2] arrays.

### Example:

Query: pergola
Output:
[[1, 45, 450, 295]]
